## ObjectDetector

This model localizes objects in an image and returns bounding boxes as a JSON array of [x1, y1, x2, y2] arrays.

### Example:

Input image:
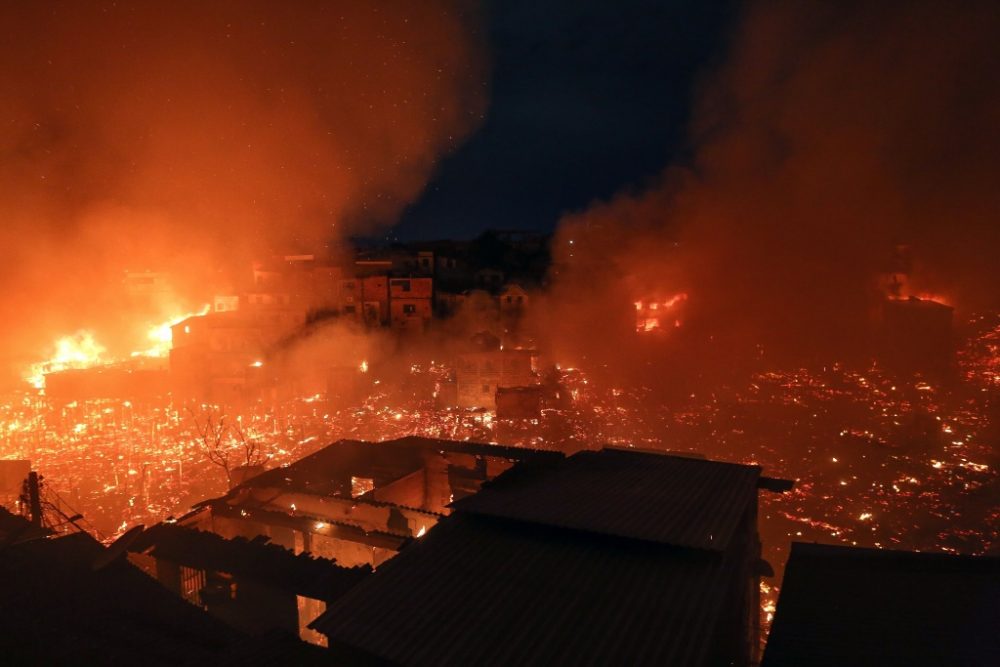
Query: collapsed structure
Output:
[[156, 436, 556, 641]]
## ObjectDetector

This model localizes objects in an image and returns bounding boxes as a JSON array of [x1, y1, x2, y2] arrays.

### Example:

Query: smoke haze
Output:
[[0, 1, 486, 364], [540, 0, 1000, 372]]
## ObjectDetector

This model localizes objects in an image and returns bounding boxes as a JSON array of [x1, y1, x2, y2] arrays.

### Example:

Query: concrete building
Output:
[[389, 277, 433, 332], [455, 333, 536, 409]]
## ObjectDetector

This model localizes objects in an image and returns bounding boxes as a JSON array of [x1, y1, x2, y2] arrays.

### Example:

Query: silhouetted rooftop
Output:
[[762, 542, 1000, 667], [132, 524, 371, 601], [312, 513, 739, 666], [312, 448, 785, 666], [0, 532, 237, 665], [453, 448, 788, 550]]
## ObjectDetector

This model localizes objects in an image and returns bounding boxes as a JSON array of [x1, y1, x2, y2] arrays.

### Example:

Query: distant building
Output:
[[455, 333, 536, 409], [763, 542, 1000, 666], [311, 448, 793, 666], [496, 385, 542, 419], [389, 277, 433, 332], [170, 312, 267, 402], [498, 282, 529, 321], [474, 267, 504, 289]]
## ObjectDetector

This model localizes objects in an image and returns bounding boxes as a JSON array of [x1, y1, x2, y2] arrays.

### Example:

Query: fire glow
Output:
[[635, 293, 688, 332], [24, 304, 210, 390]]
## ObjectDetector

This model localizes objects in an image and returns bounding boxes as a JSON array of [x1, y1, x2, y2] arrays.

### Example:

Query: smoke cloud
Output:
[[0, 1, 486, 367], [539, 0, 1000, 373]]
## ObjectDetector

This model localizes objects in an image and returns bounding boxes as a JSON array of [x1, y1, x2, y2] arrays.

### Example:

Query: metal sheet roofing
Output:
[[313, 514, 739, 667], [452, 448, 763, 550], [763, 542, 1000, 667], [132, 524, 371, 601], [0, 532, 239, 665]]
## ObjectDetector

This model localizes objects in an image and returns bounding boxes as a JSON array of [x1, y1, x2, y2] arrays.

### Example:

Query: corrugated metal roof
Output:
[[0, 532, 239, 665], [132, 524, 371, 601], [452, 448, 762, 550], [763, 542, 1000, 667], [312, 514, 740, 667]]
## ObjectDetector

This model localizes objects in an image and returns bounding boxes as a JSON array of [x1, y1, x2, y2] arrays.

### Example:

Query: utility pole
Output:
[[27, 471, 42, 528]]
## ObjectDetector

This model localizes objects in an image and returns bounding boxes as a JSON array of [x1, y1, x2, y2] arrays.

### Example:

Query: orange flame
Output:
[[130, 304, 210, 359], [25, 331, 107, 389]]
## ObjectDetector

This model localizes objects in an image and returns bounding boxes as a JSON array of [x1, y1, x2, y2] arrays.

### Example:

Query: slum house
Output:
[[389, 277, 433, 332], [179, 436, 559, 570], [311, 448, 793, 666], [128, 523, 371, 646], [0, 528, 329, 665], [762, 542, 1000, 667]]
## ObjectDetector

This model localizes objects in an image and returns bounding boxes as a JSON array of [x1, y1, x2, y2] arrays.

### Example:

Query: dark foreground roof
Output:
[[452, 448, 782, 550], [0, 532, 237, 665], [312, 448, 784, 666], [132, 523, 371, 601], [0, 531, 335, 666], [312, 513, 739, 667], [763, 542, 1000, 667]]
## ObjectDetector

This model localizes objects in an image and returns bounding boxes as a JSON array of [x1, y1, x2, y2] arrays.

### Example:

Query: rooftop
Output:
[[762, 542, 1000, 666], [131, 524, 371, 601], [0, 532, 238, 665], [312, 513, 739, 666], [312, 447, 787, 666], [452, 448, 789, 550]]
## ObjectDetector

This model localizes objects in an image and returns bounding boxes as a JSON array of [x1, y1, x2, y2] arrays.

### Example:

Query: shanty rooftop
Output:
[[0, 531, 237, 665], [453, 447, 791, 550], [762, 542, 1000, 667], [130, 524, 371, 601], [312, 448, 789, 666]]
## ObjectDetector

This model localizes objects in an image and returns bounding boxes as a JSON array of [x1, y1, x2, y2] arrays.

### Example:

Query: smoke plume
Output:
[[540, 0, 1000, 372], [0, 1, 486, 368]]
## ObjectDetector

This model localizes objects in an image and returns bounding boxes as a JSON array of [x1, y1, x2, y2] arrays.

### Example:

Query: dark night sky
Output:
[[392, 0, 738, 240]]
